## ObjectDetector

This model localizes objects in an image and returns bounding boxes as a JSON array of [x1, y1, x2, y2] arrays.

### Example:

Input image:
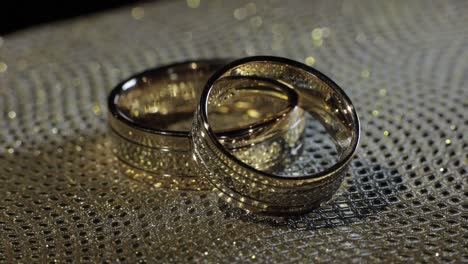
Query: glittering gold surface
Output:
[[0, 0, 467, 262]]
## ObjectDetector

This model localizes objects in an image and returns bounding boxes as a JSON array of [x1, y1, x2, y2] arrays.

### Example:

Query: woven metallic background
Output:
[[0, 0, 467, 263]]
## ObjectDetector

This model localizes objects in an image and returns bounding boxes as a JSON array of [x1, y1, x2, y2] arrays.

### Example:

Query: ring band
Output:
[[191, 56, 360, 213], [108, 59, 305, 190]]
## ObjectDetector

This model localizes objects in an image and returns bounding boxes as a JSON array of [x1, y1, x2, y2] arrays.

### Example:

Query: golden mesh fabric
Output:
[[0, 0, 466, 262]]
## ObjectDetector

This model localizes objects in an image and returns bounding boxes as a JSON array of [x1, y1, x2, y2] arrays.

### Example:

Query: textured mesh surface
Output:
[[0, 0, 467, 262]]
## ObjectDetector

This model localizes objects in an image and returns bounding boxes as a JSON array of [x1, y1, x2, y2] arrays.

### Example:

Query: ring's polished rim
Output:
[[197, 56, 360, 182]]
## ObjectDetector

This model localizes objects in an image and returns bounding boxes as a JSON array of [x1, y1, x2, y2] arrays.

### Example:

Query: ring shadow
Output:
[[214, 152, 405, 231]]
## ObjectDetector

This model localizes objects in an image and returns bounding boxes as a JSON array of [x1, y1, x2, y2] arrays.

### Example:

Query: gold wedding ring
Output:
[[108, 60, 305, 190], [191, 56, 360, 213]]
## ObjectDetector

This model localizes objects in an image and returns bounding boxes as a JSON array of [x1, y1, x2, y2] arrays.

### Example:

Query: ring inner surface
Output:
[[207, 76, 305, 169], [206, 61, 359, 178], [115, 62, 220, 132]]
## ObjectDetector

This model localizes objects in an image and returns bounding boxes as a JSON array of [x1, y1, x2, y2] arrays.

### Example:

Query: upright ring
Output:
[[191, 56, 360, 213], [108, 59, 306, 190]]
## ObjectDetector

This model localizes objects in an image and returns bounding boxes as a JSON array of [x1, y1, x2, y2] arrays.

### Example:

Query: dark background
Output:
[[0, 0, 143, 35]]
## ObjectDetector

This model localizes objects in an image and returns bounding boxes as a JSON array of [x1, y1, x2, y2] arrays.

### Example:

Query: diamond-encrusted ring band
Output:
[[108, 59, 305, 190], [191, 56, 360, 213]]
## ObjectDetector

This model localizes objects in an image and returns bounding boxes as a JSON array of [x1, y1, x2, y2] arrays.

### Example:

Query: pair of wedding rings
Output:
[[108, 56, 360, 214]]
